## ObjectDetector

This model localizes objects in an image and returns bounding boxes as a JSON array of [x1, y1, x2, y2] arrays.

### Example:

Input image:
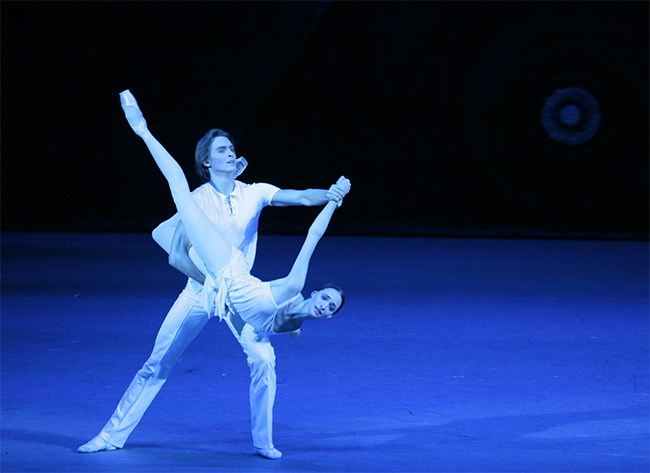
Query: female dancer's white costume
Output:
[[199, 246, 296, 334]]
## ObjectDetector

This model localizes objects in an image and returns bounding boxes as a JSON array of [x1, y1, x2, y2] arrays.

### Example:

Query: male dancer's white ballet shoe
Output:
[[254, 446, 282, 459], [119, 89, 148, 137], [77, 435, 119, 453]]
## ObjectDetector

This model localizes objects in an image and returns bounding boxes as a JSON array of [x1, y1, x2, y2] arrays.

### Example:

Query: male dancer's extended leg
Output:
[[78, 284, 208, 452], [224, 313, 281, 459]]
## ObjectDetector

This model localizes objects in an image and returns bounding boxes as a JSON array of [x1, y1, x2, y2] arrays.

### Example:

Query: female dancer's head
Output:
[[195, 129, 236, 182], [308, 284, 345, 318]]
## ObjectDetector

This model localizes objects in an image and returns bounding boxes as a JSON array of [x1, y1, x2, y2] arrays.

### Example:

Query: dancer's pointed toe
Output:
[[119, 89, 139, 108], [119, 89, 148, 136]]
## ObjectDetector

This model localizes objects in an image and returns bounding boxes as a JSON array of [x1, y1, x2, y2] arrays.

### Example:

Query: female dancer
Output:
[[120, 90, 349, 334]]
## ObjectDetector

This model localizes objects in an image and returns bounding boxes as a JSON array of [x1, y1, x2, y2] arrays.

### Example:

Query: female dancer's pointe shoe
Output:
[[119, 89, 147, 136], [254, 447, 282, 459], [77, 435, 118, 453]]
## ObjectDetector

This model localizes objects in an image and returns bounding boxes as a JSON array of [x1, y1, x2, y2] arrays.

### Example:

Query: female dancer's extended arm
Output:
[[119, 90, 232, 275], [270, 177, 350, 305]]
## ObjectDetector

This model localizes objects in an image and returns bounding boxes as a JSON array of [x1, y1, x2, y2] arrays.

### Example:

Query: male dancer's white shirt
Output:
[[153, 180, 279, 291]]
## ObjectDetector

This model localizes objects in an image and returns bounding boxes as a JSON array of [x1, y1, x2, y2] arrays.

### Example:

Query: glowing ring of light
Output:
[[540, 87, 601, 146]]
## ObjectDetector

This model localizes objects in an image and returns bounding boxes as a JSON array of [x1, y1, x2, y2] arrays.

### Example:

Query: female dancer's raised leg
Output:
[[119, 90, 231, 277]]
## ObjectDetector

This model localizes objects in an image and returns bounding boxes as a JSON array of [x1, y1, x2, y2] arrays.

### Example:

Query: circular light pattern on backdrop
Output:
[[540, 87, 601, 146]]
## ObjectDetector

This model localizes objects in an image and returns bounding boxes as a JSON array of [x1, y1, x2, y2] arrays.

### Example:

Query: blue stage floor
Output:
[[2, 232, 648, 472]]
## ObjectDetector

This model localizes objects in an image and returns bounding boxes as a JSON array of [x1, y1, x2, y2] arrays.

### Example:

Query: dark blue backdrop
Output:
[[2, 1, 648, 239]]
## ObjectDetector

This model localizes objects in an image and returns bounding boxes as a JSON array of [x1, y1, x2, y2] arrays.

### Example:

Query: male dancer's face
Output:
[[205, 136, 238, 174]]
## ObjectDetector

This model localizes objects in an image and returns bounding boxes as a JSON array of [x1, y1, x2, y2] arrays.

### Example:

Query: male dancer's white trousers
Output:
[[96, 281, 277, 449]]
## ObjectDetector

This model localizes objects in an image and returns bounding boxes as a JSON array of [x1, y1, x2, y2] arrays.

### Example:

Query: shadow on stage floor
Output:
[[1, 232, 648, 472]]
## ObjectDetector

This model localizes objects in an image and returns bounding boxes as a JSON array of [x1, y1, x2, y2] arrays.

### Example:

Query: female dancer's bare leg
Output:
[[120, 90, 231, 278]]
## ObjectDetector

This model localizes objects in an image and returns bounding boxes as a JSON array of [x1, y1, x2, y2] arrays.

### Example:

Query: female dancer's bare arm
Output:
[[270, 177, 350, 305]]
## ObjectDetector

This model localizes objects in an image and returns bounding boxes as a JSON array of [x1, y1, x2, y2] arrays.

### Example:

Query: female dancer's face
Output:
[[205, 136, 238, 174], [309, 288, 343, 318]]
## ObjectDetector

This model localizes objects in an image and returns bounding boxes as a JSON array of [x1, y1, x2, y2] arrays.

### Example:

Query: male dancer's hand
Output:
[[327, 176, 351, 207]]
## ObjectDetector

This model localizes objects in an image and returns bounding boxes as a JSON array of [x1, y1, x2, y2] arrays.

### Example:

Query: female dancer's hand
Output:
[[327, 176, 351, 207], [119, 89, 149, 137]]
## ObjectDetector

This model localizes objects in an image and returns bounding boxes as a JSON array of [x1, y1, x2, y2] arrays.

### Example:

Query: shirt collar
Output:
[[208, 180, 240, 199]]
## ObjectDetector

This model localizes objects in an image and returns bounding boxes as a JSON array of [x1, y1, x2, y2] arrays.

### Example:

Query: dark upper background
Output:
[[2, 1, 648, 239]]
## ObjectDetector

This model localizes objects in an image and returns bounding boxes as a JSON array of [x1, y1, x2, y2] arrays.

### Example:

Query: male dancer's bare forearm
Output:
[[271, 188, 328, 207], [307, 183, 349, 205], [298, 189, 330, 206], [271, 180, 349, 207]]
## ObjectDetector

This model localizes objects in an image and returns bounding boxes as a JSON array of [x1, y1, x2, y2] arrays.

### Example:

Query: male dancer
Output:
[[78, 107, 349, 459]]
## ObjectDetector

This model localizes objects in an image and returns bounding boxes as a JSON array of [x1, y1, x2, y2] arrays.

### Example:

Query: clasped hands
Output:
[[327, 176, 351, 207]]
